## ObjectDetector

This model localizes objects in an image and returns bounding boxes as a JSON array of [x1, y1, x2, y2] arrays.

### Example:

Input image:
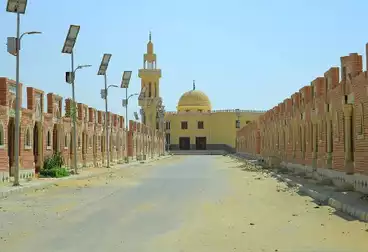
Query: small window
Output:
[[47, 131, 51, 147], [165, 121, 171, 130], [235, 120, 240, 128], [89, 136, 92, 147], [198, 109, 203, 112], [198, 121, 204, 129], [25, 128, 31, 147], [181, 121, 188, 129], [156, 121, 159, 130], [78, 136, 81, 147], [246, 120, 251, 124]]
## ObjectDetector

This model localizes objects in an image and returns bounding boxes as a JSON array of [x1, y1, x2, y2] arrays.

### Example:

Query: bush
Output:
[[40, 167, 70, 178], [40, 152, 69, 178], [43, 152, 64, 170]]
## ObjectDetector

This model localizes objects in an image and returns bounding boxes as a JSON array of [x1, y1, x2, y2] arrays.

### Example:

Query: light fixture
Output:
[[6, 0, 27, 14], [121, 70, 132, 88], [62, 25, 80, 54], [97, 53, 112, 76]]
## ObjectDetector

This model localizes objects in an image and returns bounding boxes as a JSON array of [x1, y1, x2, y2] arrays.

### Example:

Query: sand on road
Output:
[[0, 155, 367, 252], [151, 156, 368, 252]]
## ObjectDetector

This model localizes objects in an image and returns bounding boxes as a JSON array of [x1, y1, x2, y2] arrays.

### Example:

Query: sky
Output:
[[1, 0, 368, 121]]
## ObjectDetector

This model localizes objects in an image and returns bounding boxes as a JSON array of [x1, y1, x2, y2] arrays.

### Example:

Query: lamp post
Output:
[[97, 53, 114, 168], [121, 71, 133, 130], [123, 93, 139, 127], [6, 0, 42, 186], [62, 24, 91, 174]]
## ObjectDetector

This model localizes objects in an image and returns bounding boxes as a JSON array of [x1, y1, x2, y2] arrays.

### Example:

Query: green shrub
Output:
[[40, 167, 70, 178], [40, 152, 68, 178], [43, 152, 64, 170]]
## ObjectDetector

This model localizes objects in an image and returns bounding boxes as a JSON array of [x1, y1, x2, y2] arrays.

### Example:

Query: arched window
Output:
[[47, 131, 51, 147], [0, 123, 4, 146], [25, 128, 31, 147]]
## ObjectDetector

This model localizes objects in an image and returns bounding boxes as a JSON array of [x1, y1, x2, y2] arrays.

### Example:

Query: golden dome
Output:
[[177, 90, 212, 112]]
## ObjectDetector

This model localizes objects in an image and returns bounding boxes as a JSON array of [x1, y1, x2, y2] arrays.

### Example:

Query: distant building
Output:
[[164, 83, 264, 152]]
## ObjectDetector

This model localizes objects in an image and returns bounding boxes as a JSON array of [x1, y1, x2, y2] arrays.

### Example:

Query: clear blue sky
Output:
[[1, 0, 368, 120]]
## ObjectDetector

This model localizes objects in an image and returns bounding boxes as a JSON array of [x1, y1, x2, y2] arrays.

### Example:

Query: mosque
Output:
[[138, 34, 264, 152], [164, 82, 264, 152]]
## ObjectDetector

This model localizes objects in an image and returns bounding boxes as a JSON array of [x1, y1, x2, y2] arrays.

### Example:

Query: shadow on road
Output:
[[224, 155, 368, 223]]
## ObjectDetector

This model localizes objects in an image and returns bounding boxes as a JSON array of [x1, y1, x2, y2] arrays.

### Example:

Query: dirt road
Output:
[[0, 156, 366, 251]]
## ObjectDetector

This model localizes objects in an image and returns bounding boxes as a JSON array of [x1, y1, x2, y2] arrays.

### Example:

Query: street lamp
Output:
[[6, 0, 42, 186], [122, 92, 140, 128], [62, 24, 90, 175], [97, 53, 114, 168], [121, 71, 133, 130]]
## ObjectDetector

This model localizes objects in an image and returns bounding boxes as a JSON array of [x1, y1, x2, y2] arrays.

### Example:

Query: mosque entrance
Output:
[[179, 137, 190, 150], [195, 137, 207, 150]]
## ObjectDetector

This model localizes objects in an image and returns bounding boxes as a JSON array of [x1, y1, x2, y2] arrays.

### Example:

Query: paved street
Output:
[[0, 156, 367, 252]]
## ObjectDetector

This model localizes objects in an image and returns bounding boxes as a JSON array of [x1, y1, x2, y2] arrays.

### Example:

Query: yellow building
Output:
[[137, 33, 264, 152], [138, 32, 163, 131], [164, 82, 264, 152]]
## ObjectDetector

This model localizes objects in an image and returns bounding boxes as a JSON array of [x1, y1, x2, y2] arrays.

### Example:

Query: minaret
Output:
[[138, 32, 162, 130]]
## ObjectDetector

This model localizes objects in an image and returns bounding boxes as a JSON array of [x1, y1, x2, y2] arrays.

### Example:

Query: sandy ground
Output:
[[150, 156, 368, 252], [0, 155, 367, 252]]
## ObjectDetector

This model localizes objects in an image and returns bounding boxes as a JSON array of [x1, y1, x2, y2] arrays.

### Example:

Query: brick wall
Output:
[[0, 77, 165, 178], [236, 43, 368, 177]]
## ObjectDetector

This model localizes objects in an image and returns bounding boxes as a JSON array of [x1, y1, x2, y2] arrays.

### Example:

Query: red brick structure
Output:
[[236, 43, 368, 194], [0, 77, 165, 182]]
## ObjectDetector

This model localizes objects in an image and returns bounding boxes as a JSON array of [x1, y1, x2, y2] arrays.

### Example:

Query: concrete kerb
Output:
[[0, 155, 172, 200], [271, 172, 368, 222], [229, 154, 368, 222]]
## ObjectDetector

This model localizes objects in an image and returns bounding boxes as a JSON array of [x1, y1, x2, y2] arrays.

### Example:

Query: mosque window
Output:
[[181, 121, 188, 130], [165, 121, 171, 130], [198, 121, 204, 129]]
